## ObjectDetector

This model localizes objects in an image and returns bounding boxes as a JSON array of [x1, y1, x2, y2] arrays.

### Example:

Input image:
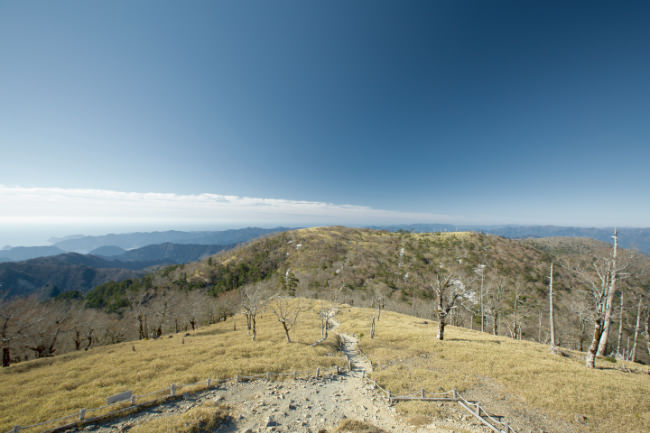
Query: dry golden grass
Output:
[[336, 307, 650, 433], [0, 299, 344, 432], [130, 402, 231, 433]]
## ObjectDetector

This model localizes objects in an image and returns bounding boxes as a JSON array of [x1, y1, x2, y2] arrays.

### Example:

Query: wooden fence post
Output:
[[336, 365, 340, 375], [266, 372, 270, 380], [421, 388, 425, 398], [316, 367, 320, 378], [388, 390, 392, 405], [452, 389, 457, 400], [79, 408, 86, 421], [235, 374, 240, 383], [293, 371, 297, 380], [170, 384, 175, 397], [207, 378, 211, 388]]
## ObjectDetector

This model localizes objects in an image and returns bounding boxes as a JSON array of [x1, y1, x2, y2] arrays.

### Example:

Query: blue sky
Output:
[[1, 0, 649, 241]]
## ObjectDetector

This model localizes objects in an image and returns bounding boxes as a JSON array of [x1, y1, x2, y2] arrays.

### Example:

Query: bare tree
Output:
[[597, 229, 630, 355], [429, 269, 464, 341], [1, 295, 42, 366], [548, 262, 556, 350], [475, 264, 486, 333], [241, 283, 265, 341], [269, 296, 304, 343], [485, 274, 506, 336], [574, 257, 612, 368], [630, 295, 644, 362], [615, 291, 625, 357]]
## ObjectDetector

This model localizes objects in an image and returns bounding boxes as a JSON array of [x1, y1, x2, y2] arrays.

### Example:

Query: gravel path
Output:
[[78, 319, 485, 433]]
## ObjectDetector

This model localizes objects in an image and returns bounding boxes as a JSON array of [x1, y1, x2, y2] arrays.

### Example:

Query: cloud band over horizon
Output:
[[0, 185, 452, 228]]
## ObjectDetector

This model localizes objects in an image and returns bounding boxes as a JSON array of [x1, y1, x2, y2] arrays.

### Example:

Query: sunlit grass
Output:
[[336, 306, 650, 433], [0, 299, 344, 432]]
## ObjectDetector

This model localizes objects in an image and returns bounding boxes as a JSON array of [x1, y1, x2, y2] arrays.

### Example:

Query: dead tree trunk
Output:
[[549, 262, 556, 350], [630, 295, 643, 362], [616, 291, 624, 357], [586, 316, 605, 368], [2, 347, 9, 367], [646, 309, 650, 357], [282, 322, 291, 343], [598, 229, 618, 356]]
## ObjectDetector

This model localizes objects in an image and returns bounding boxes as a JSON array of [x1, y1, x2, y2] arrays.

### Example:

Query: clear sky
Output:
[[1, 0, 649, 243]]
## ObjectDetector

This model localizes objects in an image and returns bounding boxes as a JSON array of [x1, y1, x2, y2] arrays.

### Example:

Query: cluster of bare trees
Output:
[[395, 230, 649, 369], [0, 287, 240, 367]]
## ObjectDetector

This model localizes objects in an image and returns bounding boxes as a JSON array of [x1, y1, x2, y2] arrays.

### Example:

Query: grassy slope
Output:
[[0, 299, 343, 432], [337, 306, 650, 433], [1, 300, 649, 433]]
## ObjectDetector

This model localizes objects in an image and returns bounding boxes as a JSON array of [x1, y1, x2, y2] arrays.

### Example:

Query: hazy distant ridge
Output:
[[372, 224, 650, 255], [52, 227, 289, 253]]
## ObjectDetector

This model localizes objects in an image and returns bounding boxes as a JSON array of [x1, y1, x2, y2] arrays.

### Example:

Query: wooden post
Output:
[[421, 388, 425, 398], [235, 374, 240, 383], [266, 372, 270, 380], [293, 371, 297, 380], [170, 384, 176, 397], [316, 367, 320, 378], [361, 370, 365, 378], [207, 378, 211, 388], [131, 396, 136, 405], [475, 402, 480, 416], [452, 389, 458, 400], [79, 408, 86, 421], [336, 365, 340, 375], [388, 390, 392, 404]]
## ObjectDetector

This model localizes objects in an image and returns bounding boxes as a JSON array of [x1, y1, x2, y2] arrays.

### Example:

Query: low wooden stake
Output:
[[316, 367, 320, 378], [170, 384, 175, 397], [79, 408, 85, 421]]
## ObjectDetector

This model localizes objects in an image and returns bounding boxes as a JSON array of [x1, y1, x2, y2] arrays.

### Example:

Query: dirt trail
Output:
[[80, 317, 484, 433]]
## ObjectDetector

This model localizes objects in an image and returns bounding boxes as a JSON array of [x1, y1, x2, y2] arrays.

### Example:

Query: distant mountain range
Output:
[[371, 224, 650, 255], [49, 227, 289, 253], [0, 243, 233, 298], [0, 227, 289, 262]]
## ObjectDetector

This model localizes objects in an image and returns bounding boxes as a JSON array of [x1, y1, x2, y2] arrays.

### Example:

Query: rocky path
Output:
[[80, 319, 484, 433]]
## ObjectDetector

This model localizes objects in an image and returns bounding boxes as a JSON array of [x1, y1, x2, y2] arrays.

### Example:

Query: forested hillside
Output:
[[2, 227, 649, 367]]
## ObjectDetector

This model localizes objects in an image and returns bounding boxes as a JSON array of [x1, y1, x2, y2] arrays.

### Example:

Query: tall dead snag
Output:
[[598, 228, 621, 356], [548, 262, 556, 350], [646, 308, 650, 357], [575, 257, 611, 368], [269, 296, 303, 343], [241, 284, 264, 342], [630, 295, 643, 362], [429, 269, 464, 341], [615, 291, 624, 357]]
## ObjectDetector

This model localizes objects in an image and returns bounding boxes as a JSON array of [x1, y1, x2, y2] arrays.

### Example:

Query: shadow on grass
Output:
[[192, 328, 233, 337], [446, 338, 502, 344]]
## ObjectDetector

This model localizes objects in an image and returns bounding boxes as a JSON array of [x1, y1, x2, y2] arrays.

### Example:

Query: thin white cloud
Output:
[[0, 185, 452, 227]]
